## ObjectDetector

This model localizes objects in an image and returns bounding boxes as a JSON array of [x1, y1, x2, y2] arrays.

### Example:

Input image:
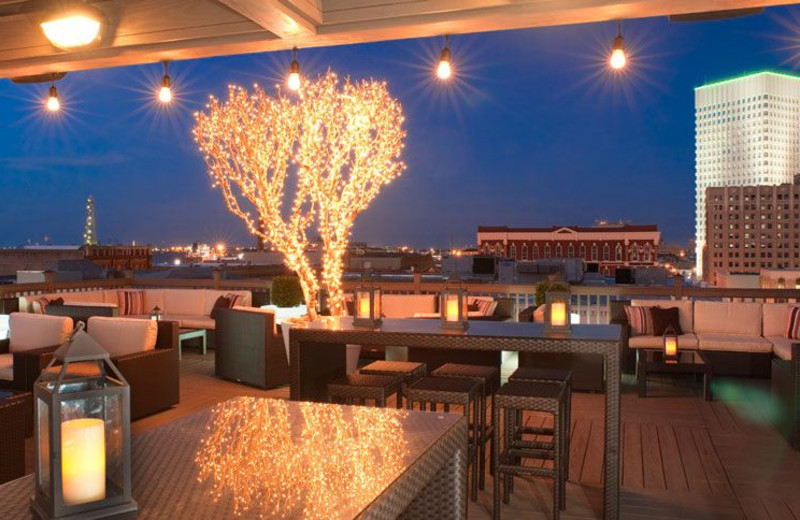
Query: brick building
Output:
[[83, 245, 152, 271], [705, 182, 800, 284], [477, 224, 660, 277]]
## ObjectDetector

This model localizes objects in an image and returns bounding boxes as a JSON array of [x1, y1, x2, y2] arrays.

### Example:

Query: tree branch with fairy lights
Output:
[[194, 71, 406, 318]]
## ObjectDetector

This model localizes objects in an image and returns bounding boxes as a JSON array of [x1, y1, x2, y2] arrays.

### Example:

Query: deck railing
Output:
[[3, 271, 800, 325]]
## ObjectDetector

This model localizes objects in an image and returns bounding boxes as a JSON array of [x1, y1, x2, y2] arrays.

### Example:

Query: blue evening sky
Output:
[[1, 7, 800, 249]]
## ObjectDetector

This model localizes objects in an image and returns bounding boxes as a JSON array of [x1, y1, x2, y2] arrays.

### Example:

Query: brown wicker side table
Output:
[[0, 391, 31, 485], [432, 363, 500, 490], [326, 373, 403, 407], [359, 360, 427, 408], [407, 376, 481, 502]]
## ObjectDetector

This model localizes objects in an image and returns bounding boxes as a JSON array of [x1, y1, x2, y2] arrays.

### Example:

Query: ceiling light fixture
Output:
[[41, 3, 105, 50], [437, 35, 452, 81], [287, 47, 300, 91], [609, 21, 627, 70], [46, 82, 60, 112], [158, 60, 172, 103]]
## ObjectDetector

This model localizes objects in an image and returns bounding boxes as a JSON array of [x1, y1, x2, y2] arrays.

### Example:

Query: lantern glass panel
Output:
[[37, 398, 51, 497], [373, 290, 381, 320]]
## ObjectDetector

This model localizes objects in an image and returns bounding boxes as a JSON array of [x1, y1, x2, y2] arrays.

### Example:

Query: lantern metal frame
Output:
[[149, 305, 162, 321], [440, 272, 469, 331], [30, 322, 138, 520], [663, 325, 679, 362], [352, 275, 382, 328], [544, 290, 571, 335]]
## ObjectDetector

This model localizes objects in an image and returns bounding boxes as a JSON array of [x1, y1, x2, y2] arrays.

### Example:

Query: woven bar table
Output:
[[289, 317, 622, 520], [0, 396, 468, 520]]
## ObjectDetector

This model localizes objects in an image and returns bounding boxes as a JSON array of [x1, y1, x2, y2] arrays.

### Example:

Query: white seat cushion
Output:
[[632, 299, 694, 333], [87, 317, 157, 357], [694, 301, 763, 336], [8, 313, 73, 352], [697, 333, 772, 353], [161, 315, 216, 330], [768, 336, 798, 361], [0, 353, 12, 381], [629, 333, 698, 350]]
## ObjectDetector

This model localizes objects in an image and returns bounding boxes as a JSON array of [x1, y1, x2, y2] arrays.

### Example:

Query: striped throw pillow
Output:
[[624, 305, 654, 337], [787, 306, 800, 339], [35, 297, 50, 314], [117, 290, 145, 316], [226, 293, 244, 307]]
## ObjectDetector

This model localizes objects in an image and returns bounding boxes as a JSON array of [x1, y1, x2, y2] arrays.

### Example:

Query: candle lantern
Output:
[[352, 274, 381, 327], [31, 322, 137, 520], [663, 325, 679, 361], [544, 291, 571, 335], [149, 306, 162, 321], [440, 272, 469, 330]]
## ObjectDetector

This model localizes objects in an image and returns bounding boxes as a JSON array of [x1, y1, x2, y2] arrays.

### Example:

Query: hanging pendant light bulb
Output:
[[46, 82, 60, 112], [158, 60, 172, 103], [437, 35, 452, 80], [287, 47, 301, 91], [609, 21, 627, 70]]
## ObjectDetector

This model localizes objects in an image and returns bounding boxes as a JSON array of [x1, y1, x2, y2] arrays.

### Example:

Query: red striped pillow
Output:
[[624, 305, 653, 337], [787, 306, 800, 339], [116, 290, 145, 316], [35, 297, 50, 314], [226, 293, 244, 307]]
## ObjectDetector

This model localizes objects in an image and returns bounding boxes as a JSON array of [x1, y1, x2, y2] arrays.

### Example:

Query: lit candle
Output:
[[445, 299, 459, 322], [550, 302, 567, 327], [664, 336, 678, 357], [62, 418, 106, 505], [358, 295, 370, 318]]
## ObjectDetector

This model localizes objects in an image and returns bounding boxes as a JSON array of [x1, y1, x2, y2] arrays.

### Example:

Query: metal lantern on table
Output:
[[544, 291, 571, 335], [440, 272, 468, 331], [353, 274, 382, 327], [149, 306, 162, 321], [663, 325, 679, 361], [30, 322, 137, 520]]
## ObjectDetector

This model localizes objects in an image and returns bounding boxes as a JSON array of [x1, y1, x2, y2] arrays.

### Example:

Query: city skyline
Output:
[[2, 8, 800, 248]]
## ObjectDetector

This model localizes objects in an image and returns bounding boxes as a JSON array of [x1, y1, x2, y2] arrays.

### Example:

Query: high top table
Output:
[[289, 318, 622, 520], [0, 397, 467, 519]]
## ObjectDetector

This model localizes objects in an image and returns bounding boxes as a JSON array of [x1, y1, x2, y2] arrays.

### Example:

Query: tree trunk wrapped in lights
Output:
[[194, 71, 406, 318]]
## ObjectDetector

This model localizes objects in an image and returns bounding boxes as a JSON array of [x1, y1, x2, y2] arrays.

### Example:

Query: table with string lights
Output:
[[289, 317, 622, 520], [0, 396, 468, 519]]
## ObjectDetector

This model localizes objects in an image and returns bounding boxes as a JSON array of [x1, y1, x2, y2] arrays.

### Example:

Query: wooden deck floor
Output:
[[28, 352, 800, 520]]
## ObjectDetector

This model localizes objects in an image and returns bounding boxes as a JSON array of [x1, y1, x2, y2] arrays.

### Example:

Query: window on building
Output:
[[555, 244, 562, 258], [615, 244, 623, 262], [591, 244, 598, 261], [579, 243, 586, 259], [510, 244, 516, 259], [603, 244, 610, 261], [521, 243, 528, 260], [568, 243, 575, 257], [533, 244, 539, 260], [544, 244, 551, 259]]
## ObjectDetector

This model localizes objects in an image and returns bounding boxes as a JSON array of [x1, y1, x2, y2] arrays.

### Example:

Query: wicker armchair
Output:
[[772, 343, 800, 450], [0, 392, 29, 484], [214, 307, 289, 389]]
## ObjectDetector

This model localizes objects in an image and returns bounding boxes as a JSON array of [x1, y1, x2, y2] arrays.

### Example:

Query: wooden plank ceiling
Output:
[[0, 0, 795, 79]]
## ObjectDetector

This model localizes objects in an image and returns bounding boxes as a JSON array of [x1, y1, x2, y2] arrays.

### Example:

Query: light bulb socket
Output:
[[440, 46, 451, 63], [289, 59, 300, 74], [613, 34, 625, 52], [48, 83, 58, 99], [161, 74, 171, 88]]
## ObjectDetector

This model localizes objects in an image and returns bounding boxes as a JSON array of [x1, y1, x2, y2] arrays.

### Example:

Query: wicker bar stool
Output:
[[359, 360, 426, 408], [431, 363, 500, 490], [492, 381, 567, 520], [509, 367, 572, 479], [326, 373, 403, 407], [406, 376, 482, 502]]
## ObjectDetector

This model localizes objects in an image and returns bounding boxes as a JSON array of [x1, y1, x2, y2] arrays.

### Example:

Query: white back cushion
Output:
[[632, 299, 694, 333], [9, 313, 73, 352], [143, 290, 164, 315], [381, 294, 437, 318], [61, 291, 105, 305], [694, 301, 762, 336], [763, 303, 792, 338], [162, 289, 206, 316], [87, 317, 157, 357]]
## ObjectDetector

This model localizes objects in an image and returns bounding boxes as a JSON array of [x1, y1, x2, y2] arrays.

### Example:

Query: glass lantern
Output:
[[149, 306, 162, 321], [663, 325, 679, 361], [31, 322, 137, 520], [440, 273, 468, 330], [544, 291, 571, 335], [353, 275, 381, 327]]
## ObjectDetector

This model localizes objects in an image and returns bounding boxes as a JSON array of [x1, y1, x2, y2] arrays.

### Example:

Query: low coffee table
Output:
[[637, 349, 713, 401], [179, 328, 207, 360]]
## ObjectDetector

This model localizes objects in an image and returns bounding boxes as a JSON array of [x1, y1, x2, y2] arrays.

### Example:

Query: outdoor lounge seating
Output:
[[0, 313, 73, 391], [214, 306, 290, 389]]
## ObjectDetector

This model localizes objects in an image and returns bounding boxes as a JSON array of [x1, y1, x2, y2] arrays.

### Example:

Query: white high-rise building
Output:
[[695, 71, 800, 279]]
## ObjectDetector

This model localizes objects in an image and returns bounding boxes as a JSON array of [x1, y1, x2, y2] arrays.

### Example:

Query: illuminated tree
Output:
[[298, 73, 406, 316], [193, 84, 320, 318], [194, 71, 406, 318]]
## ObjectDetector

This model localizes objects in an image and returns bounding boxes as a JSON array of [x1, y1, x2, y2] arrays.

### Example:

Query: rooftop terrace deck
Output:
[[26, 351, 800, 520]]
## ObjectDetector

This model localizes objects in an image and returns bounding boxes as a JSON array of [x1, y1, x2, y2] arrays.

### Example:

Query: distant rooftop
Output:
[[695, 70, 800, 91], [478, 225, 659, 233]]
